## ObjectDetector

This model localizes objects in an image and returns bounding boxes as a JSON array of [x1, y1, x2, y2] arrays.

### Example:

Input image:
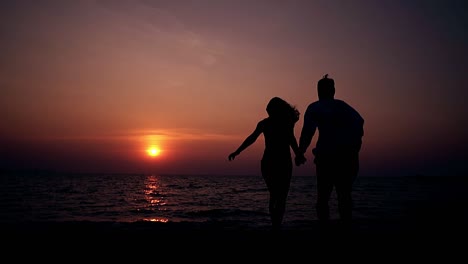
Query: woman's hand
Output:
[[295, 154, 307, 166], [228, 151, 239, 161]]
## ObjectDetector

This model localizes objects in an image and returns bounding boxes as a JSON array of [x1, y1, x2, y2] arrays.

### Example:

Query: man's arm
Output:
[[342, 101, 364, 152], [298, 107, 316, 154]]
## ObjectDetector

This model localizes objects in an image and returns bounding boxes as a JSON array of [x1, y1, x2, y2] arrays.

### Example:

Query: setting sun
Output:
[[147, 146, 161, 157]]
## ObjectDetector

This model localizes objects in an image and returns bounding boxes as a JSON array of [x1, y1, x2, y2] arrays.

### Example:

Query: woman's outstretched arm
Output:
[[228, 121, 263, 161]]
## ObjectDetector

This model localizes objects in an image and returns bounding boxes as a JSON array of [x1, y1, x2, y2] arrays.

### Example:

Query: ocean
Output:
[[2, 173, 466, 229]]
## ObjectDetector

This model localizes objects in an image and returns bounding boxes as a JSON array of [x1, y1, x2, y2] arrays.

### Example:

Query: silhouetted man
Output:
[[297, 74, 364, 224]]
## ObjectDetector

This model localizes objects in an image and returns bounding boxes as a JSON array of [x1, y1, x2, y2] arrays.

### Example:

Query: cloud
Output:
[[93, 0, 225, 68], [130, 128, 238, 141]]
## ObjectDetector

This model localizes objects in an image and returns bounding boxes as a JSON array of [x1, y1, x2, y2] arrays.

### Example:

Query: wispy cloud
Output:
[[30, 128, 238, 142], [93, 0, 225, 68], [130, 128, 238, 141]]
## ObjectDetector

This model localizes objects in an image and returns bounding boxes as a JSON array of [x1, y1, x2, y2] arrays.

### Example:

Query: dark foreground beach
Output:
[[1, 219, 467, 262], [2, 217, 466, 247]]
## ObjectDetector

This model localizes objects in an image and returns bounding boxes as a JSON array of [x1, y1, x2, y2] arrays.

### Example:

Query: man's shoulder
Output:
[[334, 99, 350, 106], [306, 101, 320, 110], [334, 99, 364, 122], [334, 99, 359, 112]]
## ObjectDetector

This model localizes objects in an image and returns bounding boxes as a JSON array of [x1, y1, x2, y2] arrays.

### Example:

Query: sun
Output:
[[147, 146, 161, 157]]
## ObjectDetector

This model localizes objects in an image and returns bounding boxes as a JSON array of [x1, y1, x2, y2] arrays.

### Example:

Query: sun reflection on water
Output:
[[142, 217, 169, 223], [141, 175, 169, 222]]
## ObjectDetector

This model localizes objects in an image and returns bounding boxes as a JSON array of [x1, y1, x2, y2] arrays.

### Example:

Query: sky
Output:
[[1, 0, 467, 177]]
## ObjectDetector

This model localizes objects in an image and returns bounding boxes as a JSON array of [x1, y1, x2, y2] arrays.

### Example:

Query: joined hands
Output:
[[295, 154, 307, 166]]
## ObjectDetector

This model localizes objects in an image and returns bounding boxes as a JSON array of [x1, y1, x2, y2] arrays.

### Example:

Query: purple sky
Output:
[[1, 0, 467, 176]]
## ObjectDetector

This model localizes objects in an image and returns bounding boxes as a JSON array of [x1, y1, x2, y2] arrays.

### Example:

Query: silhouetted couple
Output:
[[228, 74, 364, 230]]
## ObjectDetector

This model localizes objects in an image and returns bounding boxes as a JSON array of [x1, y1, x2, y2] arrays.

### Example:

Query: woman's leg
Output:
[[261, 159, 292, 229]]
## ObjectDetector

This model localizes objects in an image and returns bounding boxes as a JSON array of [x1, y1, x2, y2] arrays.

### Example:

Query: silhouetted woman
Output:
[[228, 97, 305, 230]]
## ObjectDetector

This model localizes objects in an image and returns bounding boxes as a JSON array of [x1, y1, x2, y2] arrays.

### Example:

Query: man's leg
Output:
[[335, 179, 353, 222], [335, 153, 359, 222], [316, 160, 334, 222]]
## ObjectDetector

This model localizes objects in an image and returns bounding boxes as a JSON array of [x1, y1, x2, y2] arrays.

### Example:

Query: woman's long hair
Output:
[[266, 97, 300, 125]]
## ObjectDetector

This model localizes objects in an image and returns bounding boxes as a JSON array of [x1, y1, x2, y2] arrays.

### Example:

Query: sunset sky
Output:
[[1, 0, 467, 176]]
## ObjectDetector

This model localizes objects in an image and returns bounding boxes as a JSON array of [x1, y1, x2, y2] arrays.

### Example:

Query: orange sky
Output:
[[1, 1, 467, 176]]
